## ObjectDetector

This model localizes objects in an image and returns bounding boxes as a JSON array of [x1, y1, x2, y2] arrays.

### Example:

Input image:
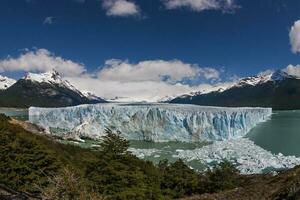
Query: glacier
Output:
[[29, 103, 272, 142]]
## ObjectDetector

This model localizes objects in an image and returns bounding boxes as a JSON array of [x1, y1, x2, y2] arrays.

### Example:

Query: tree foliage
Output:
[[0, 114, 242, 200], [99, 128, 130, 156]]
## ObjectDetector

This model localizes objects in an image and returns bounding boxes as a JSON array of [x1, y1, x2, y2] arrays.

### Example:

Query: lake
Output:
[[247, 110, 300, 157]]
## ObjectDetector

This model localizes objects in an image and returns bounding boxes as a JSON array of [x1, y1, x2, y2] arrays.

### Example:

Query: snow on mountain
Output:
[[0, 75, 16, 90], [173, 70, 298, 101], [173, 84, 233, 100], [232, 70, 298, 89], [24, 70, 84, 97], [82, 91, 104, 101], [233, 74, 272, 88]]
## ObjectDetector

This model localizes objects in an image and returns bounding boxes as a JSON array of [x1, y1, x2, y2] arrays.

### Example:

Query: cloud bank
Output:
[[102, 0, 140, 17], [0, 49, 226, 101], [98, 59, 219, 83], [70, 59, 221, 101], [290, 20, 300, 54], [162, 0, 238, 12]]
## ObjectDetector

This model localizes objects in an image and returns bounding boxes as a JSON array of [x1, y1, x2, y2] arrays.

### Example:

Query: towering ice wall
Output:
[[29, 103, 272, 142]]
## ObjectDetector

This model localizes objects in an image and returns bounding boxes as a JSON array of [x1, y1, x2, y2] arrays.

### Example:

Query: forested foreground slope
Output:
[[1, 114, 300, 200]]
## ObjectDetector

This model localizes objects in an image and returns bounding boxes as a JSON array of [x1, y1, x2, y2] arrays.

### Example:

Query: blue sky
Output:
[[0, 0, 300, 100]]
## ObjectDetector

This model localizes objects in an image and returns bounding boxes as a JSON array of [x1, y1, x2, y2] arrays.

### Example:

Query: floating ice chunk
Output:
[[29, 103, 272, 142], [174, 138, 300, 174]]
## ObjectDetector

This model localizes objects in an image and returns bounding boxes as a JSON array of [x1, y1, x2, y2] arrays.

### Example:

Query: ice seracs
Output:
[[29, 103, 272, 142], [0, 75, 16, 90]]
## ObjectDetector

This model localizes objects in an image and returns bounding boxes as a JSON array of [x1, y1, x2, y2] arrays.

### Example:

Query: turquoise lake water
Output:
[[246, 110, 300, 157]]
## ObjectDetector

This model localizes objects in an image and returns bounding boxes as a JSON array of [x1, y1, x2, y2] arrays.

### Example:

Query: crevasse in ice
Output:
[[29, 103, 272, 142]]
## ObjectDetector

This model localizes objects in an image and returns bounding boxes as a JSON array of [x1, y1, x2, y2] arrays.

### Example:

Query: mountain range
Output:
[[170, 70, 300, 110], [0, 70, 106, 108], [1, 69, 300, 109]]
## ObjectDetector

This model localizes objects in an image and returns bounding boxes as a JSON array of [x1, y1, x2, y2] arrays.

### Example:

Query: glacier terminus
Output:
[[29, 103, 272, 142]]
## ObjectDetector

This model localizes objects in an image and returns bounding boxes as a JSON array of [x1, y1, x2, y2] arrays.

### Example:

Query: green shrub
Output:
[[0, 114, 59, 193], [204, 161, 240, 192]]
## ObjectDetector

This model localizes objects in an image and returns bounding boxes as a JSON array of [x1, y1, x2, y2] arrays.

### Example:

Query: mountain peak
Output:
[[23, 70, 85, 97], [232, 69, 297, 89], [24, 70, 62, 83]]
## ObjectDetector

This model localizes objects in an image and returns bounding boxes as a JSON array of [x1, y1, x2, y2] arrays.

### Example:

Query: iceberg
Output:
[[172, 138, 300, 174], [29, 103, 272, 142], [129, 138, 300, 174]]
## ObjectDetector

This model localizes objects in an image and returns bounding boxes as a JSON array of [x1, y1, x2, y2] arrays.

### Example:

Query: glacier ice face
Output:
[[29, 103, 272, 142]]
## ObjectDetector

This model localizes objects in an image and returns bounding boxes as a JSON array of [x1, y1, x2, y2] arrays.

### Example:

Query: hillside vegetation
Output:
[[1, 114, 300, 200]]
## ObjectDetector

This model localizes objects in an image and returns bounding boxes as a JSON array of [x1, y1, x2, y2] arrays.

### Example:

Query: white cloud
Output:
[[67, 76, 200, 102], [102, 0, 140, 17], [162, 0, 238, 12], [0, 49, 85, 76], [289, 20, 300, 54], [283, 64, 300, 78], [67, 59, 223, 101], [98, 59, 219, 83], [43, 16, 54, 25]]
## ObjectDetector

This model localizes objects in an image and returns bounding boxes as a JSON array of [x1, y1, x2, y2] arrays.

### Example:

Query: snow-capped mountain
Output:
[[170, 70, 300, 110], [0, 70, 106, 108], [0, 75, 16, 90], [230, 70, 297, 89], [24, 70, 84, 96], [176, 70, 296, 100]]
